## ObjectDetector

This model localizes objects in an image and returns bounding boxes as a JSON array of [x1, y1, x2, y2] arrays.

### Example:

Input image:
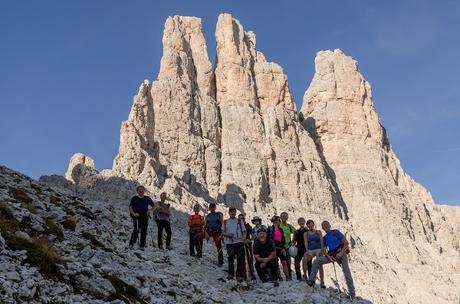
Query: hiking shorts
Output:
[[308, 248, 322, 257]]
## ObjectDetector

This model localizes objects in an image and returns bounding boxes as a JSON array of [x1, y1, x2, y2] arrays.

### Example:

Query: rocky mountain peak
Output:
[[47, 14, 459, 304]]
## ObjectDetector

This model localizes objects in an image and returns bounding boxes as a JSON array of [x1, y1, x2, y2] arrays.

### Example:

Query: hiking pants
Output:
[[189, 230, 202, 255], [309, 253, 355, 297], [198, 230, 223, 265], [244, 241, 255, 277], [285, 249, 292, 278], [255, 259, 279, 282], [226, 242, 245, 278], [156, 219, 171, 247], [294, 252, 312, 280], [129, 213, 148, 248]]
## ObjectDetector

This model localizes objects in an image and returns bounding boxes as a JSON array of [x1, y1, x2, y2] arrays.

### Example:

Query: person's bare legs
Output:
[[281, 261, 289, 280], [303, 254, 313, 279]]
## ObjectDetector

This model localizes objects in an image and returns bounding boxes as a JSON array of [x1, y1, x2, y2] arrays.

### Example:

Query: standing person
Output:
[[128, 185, 156, 250], [307, 221, 355, 299], [279, 212, 296, 279], [198, 203, 224, 266], [221, 207, 246, 282], [292, 217, 310, 281], [239, 213, 256, 281], [303, 220, 325, 287], [188, 204, 204, 257], [253, 227, 279, 287], [250, 216, 267, 240], [156, 192, 172, 250], [268, 216, 290, 280]]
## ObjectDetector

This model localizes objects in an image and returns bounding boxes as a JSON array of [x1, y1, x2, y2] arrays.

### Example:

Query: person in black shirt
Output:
[[292, 217, 311, 281], [253, 227, 279, 286], [129, 185, 156, 250]]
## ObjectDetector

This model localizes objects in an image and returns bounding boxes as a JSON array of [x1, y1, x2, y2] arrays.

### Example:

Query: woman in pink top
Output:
[[268, 216, 290, 280]]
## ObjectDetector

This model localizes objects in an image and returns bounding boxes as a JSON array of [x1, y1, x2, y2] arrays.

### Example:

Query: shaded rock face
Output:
[[57, 14, 460, 304], [300, 49, 459, 304], [111, 14, 340, 218]]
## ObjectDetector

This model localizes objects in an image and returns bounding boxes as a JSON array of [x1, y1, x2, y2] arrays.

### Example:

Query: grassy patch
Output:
[[0, 202, 63, 278], [49, 195, 62, 206], [106, 273, 148, 304], [62, 217, 77, 231], [45, 218, 64, 241], [8, 187, 37, 213], [72, 200, 96, 219], [81, 230, 110, 251]]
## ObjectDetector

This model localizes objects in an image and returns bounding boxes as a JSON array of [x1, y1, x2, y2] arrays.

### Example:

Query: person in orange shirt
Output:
[[188, 204, 204, 257]]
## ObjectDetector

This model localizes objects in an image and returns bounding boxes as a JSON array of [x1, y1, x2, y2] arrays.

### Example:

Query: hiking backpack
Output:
[[206, 212, 222, 232], [330, 229, 350, 254]]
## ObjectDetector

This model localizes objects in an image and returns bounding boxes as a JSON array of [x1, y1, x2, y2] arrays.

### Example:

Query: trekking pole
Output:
[[332, 261, 341, 293], [149, 215, 155, 247]]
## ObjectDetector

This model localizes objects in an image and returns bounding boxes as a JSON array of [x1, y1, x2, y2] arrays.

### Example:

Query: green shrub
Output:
[[0, 203, 63, 278]]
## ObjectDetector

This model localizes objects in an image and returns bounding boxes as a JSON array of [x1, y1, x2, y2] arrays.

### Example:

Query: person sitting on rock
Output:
[[253, 227, 279, 287], [221, 207, 246, 282], [128, 185, 156, 250], [303, 219, 325, 287], [267, 215, 290, 281], [155, 192, 172, 250], [307, 221, 355, 299], [188, 204, 204, 257]]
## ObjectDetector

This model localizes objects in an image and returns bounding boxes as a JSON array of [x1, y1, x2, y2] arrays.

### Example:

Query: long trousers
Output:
[[294, 253, 312, 280], [197, 230, 224, 265], [189, 230, 203, 255], [255, 259, 279, 282], [156, 219, 171, 247], [310, 253, 355, 297], [226, 242, 245, 278], [129, 213, 148, 247]]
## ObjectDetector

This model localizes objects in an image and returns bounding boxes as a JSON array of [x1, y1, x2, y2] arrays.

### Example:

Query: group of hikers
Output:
[[128, 185, 356, 299]]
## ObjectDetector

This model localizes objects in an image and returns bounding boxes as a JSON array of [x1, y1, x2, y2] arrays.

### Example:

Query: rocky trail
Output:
[[0, 165, 373, 303]]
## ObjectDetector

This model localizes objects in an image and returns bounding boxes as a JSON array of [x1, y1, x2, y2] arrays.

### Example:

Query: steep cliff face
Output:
[[215, 14, 338, 215], [300, 49, 459, 304], [113, 16, 221, 194], [57, 14, 460, 304]]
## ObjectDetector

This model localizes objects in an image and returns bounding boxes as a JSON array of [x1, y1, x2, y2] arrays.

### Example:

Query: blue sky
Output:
[[1, 1, 459, 205]]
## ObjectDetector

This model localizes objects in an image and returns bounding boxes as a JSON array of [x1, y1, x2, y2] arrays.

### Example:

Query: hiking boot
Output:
[[306, 280, 315, 287], [250, 276, 257, 282], [236, 277, 244, 283], [227, 275, 234, 280], [166, 245, 173, 250], [158, 246, 164, 250], [273, 280, 279, 287], [218, 262, 224, 267], [140, 247, 145, 251], [320, 282, 326, 289], [196, 253, 202, 258]]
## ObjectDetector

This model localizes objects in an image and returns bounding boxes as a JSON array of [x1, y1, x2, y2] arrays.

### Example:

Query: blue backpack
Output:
[[207, 212, 222, 232]]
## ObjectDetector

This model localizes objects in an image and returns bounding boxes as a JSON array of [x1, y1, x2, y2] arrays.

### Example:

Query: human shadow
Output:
[[300, 115, 349, 221]]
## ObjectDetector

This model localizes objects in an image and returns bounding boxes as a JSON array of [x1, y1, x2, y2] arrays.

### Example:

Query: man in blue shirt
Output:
[[129, 185, 156, 250], [307, 221, 355, 299]]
